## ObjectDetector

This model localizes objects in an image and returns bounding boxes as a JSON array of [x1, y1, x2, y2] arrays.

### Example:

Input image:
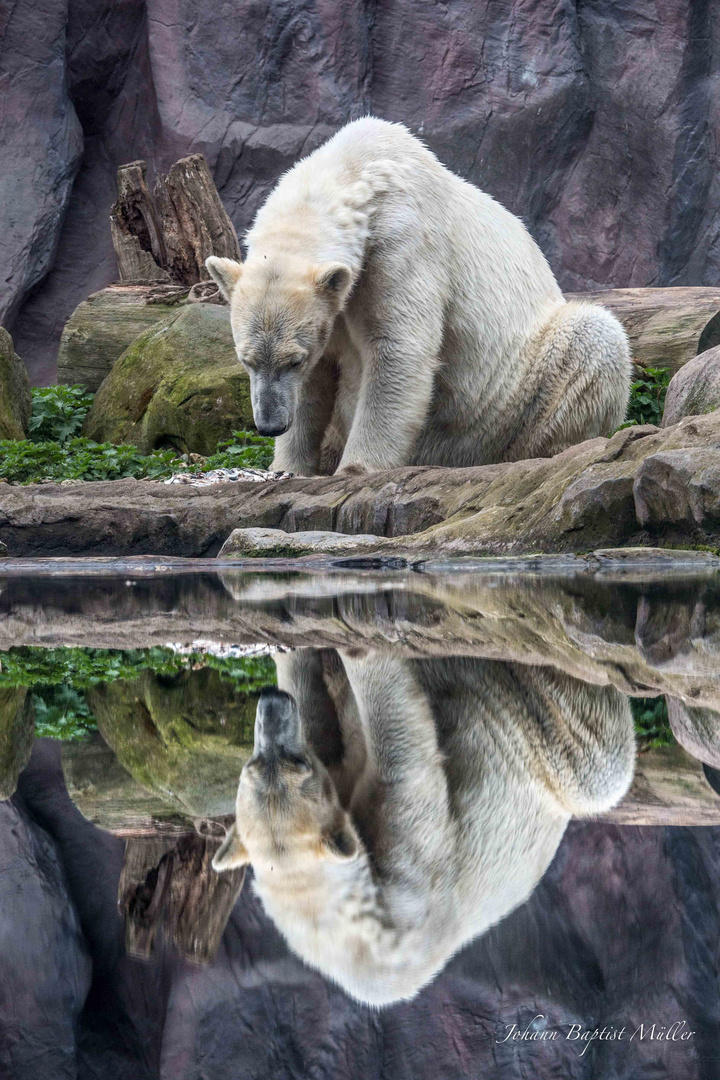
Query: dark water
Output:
[[1, 561, 720, 1079]]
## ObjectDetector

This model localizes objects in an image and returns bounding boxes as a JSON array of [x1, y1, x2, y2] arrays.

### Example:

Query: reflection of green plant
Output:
[[631, 696, 673, 747], [202, 430, 274, 470], [28, 385, 95, 444], [0, 647, 276, 740], [617, 366, 672, 430], [33, 685, 96, 740]]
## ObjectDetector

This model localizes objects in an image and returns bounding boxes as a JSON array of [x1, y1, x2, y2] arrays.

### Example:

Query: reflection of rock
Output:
[[82, 304, 253, 454], [0, 688, 35, 800], [0, 328, 31, 440], [662, 345, 720, 427], [86, 667, 255, 817], [8, 411, 720, 557], [667, 698, 720, 769], [0, 800, 91, 1078], [4, 565, 720, 712], [57, 285, 187, 391], [61, 732, 190, 834]]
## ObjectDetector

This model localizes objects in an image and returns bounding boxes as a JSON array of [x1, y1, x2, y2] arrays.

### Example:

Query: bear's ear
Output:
[[205, 256, 243, 302], [314, 263, 353, 306], [212, 823, 249, 872], [320, 813, 360, 862]]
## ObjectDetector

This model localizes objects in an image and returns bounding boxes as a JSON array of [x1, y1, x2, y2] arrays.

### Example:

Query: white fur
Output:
[[211, 118, 632, 474], [225, 653, 635, 1007]]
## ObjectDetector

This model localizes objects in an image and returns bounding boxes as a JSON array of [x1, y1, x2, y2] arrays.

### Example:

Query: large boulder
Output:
[[662, 344, 720, 427], [0, 688, 35, 800], [82, 303, 254, 454], [86, 667, 257, 818], [667, 698, 720, 769], [0, 328, 32, 439], [56, 284, 188, 391]]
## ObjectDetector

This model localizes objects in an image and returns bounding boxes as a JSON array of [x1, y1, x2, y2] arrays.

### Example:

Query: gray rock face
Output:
[[0, 0, 83, 335], [6, 0, 720, 383], [662, 345, 720, 427]]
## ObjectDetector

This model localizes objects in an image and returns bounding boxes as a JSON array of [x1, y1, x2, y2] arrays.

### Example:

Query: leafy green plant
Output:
[[631, 696, 673, 747], [202, 430, 275, 471], [28, 385, 95, 444], [32, 685, 97, 740], [0, 437, 185, 484], [618, 365, 672, 430]]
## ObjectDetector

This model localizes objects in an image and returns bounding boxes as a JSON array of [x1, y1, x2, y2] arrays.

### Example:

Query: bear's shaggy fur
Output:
[[213, 651, 635, 1006], [207, 118, 632, 475]]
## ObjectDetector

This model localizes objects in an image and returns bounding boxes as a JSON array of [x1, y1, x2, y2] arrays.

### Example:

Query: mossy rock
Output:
[[82, 304, 254, 455], [0, 328, 31, 440], [86, 667, 257, 817], [57, 285, 187, 392], [0, 687, 35, 800]]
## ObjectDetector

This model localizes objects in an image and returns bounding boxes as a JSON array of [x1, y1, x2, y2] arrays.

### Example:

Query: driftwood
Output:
[[119, 833, 245, 963], [110, 155, 240, 286], [565, 287, 720, 374]]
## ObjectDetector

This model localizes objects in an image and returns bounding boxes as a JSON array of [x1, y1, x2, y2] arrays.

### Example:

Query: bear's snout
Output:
[[253, 688, 305, 760]]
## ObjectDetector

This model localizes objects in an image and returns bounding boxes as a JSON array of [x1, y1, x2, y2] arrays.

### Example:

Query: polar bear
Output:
[[206, 118, 631, 476], [212, 651, 635, 1006]]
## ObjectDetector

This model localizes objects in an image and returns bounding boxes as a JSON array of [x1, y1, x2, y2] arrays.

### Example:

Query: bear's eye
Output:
[[283, 350, 307, 370]]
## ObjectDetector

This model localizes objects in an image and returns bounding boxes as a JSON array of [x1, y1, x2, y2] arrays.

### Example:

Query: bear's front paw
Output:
[[335, 462, 370, 478]]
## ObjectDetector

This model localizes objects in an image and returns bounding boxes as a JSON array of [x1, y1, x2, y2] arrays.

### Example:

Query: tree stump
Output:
[[110, 154, 240, 287]]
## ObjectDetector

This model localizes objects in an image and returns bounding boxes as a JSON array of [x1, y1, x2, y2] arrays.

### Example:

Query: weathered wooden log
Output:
[[110, 161, 171, 284], [111, 154, 240, 287], [565, 287, 720, 374], [119, 833, 245, 963], [57, 284, 189, 391]]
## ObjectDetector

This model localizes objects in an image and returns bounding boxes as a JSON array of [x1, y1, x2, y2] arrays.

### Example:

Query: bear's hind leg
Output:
[[502, 302, 632, 462]]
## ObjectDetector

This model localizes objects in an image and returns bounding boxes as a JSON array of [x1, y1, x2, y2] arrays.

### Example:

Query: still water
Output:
[[1, 560, 720, 1078]]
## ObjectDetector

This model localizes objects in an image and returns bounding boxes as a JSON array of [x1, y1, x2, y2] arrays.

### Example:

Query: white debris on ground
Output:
[[163, 467, 292, 485], [165, 639, 288, 658]]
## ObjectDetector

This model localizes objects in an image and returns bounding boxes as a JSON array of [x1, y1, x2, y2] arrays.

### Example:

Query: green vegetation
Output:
[[619, 365, 672, 429], [0, 646, 276, 740], [0, 384, 274, 484], [631, 696, 673, 748], [27, 384, 94, 443], [203, 429, 274, 470]]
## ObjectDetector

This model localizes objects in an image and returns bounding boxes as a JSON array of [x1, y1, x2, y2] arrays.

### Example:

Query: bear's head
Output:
[[212, 686, 359, 875], [206, 254, 353, 438]]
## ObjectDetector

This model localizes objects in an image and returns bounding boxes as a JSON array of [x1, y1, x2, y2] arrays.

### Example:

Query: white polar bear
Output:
[[212, 651, 635, 1006], [207, 118, 632, 476]]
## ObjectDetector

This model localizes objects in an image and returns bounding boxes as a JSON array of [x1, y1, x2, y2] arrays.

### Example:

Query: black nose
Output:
[[256, 423, 288, 437]]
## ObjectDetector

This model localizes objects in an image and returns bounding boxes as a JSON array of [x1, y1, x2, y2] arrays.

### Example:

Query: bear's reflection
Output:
[[213, 650, 635, 1006]]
